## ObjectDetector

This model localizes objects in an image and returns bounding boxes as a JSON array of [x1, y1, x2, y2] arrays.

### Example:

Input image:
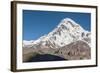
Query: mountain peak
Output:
[[57, 18, 79, 30], [62, 18, 75, 22]]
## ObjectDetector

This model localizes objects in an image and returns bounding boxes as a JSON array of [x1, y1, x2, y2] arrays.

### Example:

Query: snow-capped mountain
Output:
[[23, 18, 91, 49]]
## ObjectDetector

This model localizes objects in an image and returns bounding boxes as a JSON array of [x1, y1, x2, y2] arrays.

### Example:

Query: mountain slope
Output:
[[23, 40, 91, 62]]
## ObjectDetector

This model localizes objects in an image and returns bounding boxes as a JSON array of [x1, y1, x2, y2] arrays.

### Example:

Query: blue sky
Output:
[[23, 10, 91, 40]]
